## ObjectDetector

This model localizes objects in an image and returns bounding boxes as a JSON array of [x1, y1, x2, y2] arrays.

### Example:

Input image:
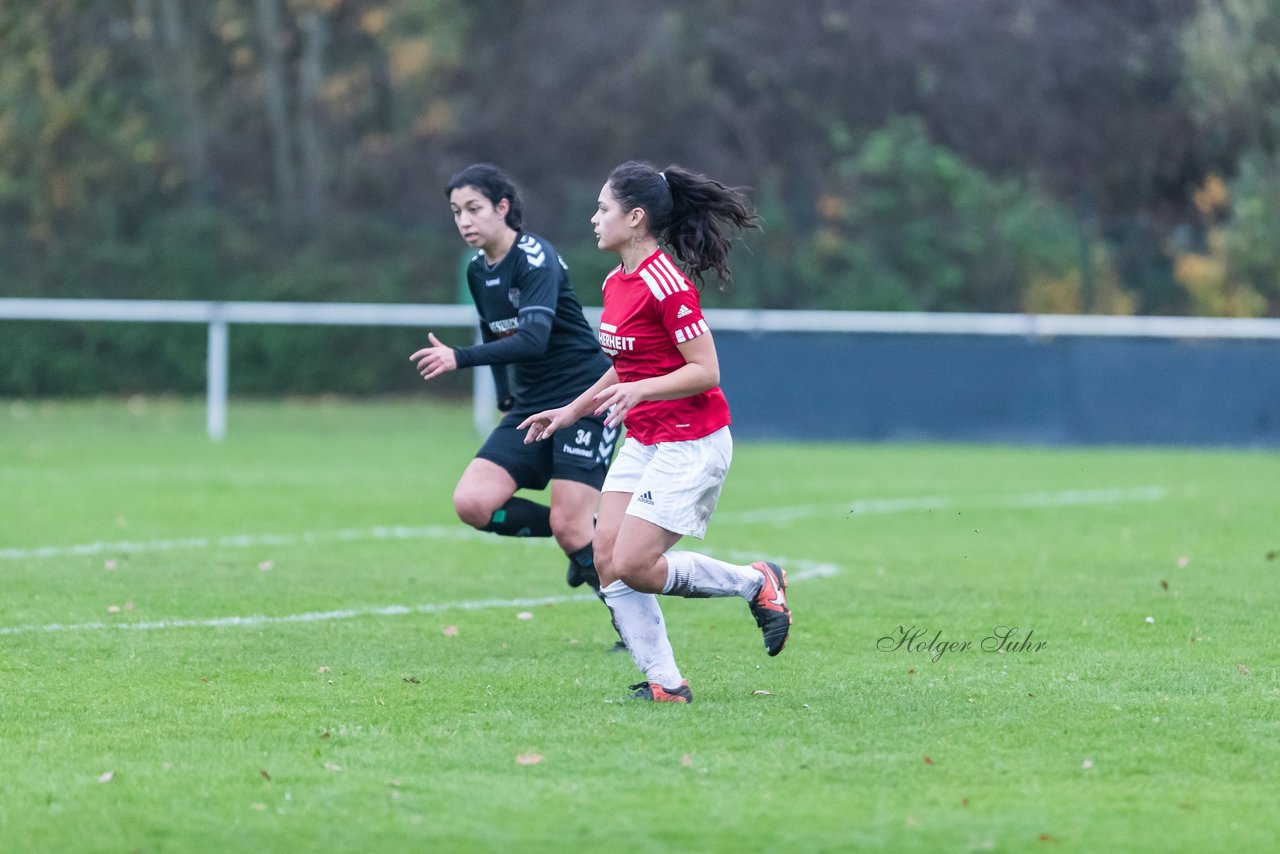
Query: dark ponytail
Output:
[[445, 163, 524, 230], [606, 160, 760, 288]]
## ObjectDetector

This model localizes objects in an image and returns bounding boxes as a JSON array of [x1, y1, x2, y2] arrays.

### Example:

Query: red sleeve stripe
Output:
[[674, 319, 710, 343]]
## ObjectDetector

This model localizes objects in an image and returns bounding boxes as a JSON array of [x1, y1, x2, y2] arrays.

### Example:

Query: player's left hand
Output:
[[410, 332, 457, 381]]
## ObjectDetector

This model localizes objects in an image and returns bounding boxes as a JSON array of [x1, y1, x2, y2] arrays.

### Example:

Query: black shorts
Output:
[[476, 412, 614, 491]]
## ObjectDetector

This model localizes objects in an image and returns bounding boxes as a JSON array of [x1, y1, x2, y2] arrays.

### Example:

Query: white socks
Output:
[[600, 580, 683, 689], [601, 553, 765, 691], [661, 550, 764, 600]]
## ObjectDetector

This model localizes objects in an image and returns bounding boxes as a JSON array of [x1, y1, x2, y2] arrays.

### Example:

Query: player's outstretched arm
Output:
[[518, 367, 618, 442]]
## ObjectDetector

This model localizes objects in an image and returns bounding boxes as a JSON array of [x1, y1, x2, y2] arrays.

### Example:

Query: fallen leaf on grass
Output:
[[1160, 580, 1168, 590], [442, 626, 459, 636], [324, 762, 342, 772], [258, 560, 274, 571], [961, 798, 970, 807], [1039, 834, 1057, 843], [319, 731, 331, 740], [97, 771, 114, 783], [515, 754, 544, 765], [1237, 664, 1251, 676], [751, 690, 774, 697], [260, 770, 271, 781], [923, 756, 934, 765], [403, 676, 420, 684], [1081, 759, 1094, 770], [317, 666, 330, 673], [516, 611, 534, 621], [1176, 556, 1189, 568], [1267, 550, 1277, 561], [107, 605, 121, 614]]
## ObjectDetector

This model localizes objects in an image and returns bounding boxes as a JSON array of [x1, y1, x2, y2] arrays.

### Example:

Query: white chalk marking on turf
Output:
[[0, 486, 1164, 561], [716, 485, 1166, 525], [0, 558, 839, 636], [0, 524, 491, 561], [0, 594, 584, 636]]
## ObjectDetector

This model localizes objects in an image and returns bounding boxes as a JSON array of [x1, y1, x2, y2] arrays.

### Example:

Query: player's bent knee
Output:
[[549, 508, 591, 546], [453, 492, 496, 530]]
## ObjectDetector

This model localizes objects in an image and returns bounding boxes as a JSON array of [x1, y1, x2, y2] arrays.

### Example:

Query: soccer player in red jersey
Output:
[[519, 161, 792, 703]]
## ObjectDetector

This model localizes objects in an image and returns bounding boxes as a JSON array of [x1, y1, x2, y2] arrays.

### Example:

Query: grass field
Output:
[[1, 398, 1277, 853]]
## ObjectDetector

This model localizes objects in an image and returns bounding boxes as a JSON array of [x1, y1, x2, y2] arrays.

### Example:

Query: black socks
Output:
[[481, 497, 553, 537]]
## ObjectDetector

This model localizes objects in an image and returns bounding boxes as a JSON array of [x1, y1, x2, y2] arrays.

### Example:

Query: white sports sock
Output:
[[662, 550, 765, 600], [600, 580, 683, 689]]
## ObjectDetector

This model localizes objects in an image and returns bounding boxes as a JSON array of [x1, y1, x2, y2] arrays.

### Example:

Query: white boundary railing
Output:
[[4, 298, 1280, 440]]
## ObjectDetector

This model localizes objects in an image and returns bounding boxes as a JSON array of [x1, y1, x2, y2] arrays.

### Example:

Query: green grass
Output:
[[1, 398, 1277, 853]]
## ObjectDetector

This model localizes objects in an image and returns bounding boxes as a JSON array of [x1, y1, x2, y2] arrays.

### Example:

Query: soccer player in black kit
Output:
[[411, 164, 619, 633]]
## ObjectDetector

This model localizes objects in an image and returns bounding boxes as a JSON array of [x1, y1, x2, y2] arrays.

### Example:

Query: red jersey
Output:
[[598, 250, 731, 444]]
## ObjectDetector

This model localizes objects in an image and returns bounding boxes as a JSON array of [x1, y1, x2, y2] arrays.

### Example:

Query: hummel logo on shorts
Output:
[[637, 491, 655, 505], [675, 304, 693, 319]]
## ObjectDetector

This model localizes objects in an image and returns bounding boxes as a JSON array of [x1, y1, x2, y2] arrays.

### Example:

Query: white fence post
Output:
[[206, 312, 229, 441], [471, 327, 497, 437]]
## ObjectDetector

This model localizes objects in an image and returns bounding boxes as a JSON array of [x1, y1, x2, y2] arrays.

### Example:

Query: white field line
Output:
[[715, 485, 1166, 525], [0, 555, 836, 636], [0, 486, 1165, 562], [0, 524, 489, 561], [3, 484, 1155, 636]]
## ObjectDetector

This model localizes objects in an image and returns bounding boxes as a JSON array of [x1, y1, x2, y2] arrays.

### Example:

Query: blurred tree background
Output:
[[2, 0, 1279, 394]]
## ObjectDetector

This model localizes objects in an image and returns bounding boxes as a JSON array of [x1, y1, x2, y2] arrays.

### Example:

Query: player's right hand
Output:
[[409, 332, 457, 381], [518, 407, 570, 443]]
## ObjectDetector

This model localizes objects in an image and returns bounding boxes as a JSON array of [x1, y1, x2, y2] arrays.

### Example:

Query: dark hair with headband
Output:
[[445, 163, 524, 230], [606, 160, 760, 288]]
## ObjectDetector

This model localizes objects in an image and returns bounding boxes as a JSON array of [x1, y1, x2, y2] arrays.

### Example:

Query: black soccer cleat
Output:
[[748, 561, 792, 656], [627, 680, 693, 703], [566, 558, 600, 589]]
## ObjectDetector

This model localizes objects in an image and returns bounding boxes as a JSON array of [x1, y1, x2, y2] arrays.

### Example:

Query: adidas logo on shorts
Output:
[[637, 491, 655, 505]]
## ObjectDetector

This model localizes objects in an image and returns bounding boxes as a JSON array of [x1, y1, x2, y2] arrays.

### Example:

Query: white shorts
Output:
[[601, 426, 733, 539]]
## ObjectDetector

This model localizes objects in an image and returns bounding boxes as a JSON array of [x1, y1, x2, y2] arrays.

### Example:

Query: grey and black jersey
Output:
[[453, 231, 611, 416]]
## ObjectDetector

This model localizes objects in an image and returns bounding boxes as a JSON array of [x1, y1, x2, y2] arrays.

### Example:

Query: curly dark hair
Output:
[[606, 160, 760, 288]]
